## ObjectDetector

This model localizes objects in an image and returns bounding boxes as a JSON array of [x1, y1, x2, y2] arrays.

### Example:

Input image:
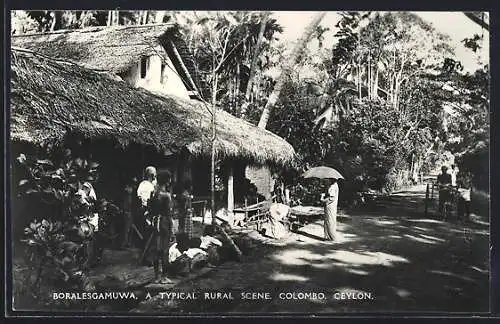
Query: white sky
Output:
[[271, 11, 489, 73]]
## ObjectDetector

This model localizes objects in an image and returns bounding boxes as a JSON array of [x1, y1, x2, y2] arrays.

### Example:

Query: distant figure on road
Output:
[[450, 164, 459, 187], [458, 176, 472, 221], [437, 165, 452, 213], [321, 179, 339, 241]]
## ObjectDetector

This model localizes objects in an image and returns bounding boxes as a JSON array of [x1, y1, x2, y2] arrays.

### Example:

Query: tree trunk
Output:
[[227, 166, 234, 214], [245, 12, 269, 100], [358, 60, 362, 100], [367, 53, 371, 99], [155, 11, 165, 24], [113, 10, 119, 26], [235, 64, 241, 115], [79, 11, 86, 28], [257, 12, 326, 129], [211, 73, 218, 223], [49, 11, 60, 31], [373, 63, 379, 99]]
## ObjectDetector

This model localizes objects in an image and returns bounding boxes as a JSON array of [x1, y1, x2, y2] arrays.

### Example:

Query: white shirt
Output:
[[184, 248, 207, 259], [458, 188, 471, 202], [169, 243, 182, 263], [137, 180, 155, 206], [200, 235, 223, 249]]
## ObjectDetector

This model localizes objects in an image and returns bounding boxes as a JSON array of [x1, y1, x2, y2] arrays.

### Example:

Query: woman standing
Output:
[[321, 179, 339, 241], [178, 181, 194, 240]]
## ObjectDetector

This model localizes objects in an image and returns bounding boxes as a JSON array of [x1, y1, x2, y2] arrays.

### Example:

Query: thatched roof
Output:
[[11, 23, 202, 94], [10, 48, 295, 167]]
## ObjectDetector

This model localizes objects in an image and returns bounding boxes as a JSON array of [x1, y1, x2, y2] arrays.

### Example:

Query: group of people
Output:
[[436, 164, 471, 220], [122, 166, 224, 283]]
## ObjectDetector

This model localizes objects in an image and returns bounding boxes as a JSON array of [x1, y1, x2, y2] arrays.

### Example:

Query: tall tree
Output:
[[245, 12, 270, 101], [258, 12, 326, 129]]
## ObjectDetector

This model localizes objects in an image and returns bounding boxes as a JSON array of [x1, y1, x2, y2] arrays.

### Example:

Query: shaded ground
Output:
[[134, 184, 490, 314]]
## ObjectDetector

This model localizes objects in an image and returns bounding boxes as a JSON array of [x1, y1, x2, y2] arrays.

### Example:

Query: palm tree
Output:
[[257, 12, 327, 129]]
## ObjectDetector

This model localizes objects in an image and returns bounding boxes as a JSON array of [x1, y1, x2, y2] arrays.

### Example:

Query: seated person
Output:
[[168, 233, 208, 275], [200, 225, 223, 265], [261, 203, 289, 239]]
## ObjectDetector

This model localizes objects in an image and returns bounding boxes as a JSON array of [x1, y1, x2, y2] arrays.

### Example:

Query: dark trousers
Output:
[[458, 198, 471, 220], [83, 232, 103, 269], [121, 211, 133, 247], [438, 189, 451, 213]]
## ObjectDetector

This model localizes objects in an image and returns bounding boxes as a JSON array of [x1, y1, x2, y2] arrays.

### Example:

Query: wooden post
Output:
[[424, 183, 430, 218], [227, 166, 234, 214], [244, 197, 248, 221]]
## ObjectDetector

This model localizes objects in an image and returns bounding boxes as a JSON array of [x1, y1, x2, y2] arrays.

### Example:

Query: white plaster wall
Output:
[[120, 46, 191, 100], [159, 55, 191, 99]]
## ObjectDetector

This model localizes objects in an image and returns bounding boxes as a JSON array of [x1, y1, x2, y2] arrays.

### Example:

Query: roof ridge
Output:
[[12, 22, 176, 38], [11, 47, 110, 72]]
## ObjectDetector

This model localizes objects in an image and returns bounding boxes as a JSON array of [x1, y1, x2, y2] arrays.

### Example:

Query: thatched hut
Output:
[[11, 23, 296, 214], [10, 47, 295, 215], [12, 23, 206, 100]]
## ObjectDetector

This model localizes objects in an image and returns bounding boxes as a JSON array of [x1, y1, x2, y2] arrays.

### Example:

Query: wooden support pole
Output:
[[425, 183, 430, 218], [227, 166, 234, 214]]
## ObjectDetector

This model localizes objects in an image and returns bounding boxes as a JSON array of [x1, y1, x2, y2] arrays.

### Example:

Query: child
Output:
[[148, 171, 173, 283], [121, 178, 136, 248], [458, 177, 472, 221]]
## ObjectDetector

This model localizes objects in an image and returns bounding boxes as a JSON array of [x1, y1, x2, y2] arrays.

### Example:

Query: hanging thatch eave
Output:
[[10, 48, 295, 167]]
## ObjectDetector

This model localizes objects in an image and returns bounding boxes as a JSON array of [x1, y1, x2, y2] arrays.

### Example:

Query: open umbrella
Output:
[[302, 166, 344, 179]]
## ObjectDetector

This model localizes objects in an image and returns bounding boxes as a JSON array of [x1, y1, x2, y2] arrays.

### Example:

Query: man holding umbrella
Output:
[[303, 166, 343, 242]]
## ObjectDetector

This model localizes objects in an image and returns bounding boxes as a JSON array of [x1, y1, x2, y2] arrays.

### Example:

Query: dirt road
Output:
[[135, 185, 490, 314]]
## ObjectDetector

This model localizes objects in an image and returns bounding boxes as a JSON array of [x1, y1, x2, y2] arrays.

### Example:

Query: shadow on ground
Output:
[[135, 185, 489, 314]]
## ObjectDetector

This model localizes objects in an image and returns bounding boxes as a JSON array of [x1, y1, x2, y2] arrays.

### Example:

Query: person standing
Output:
[[458, 175, 472, 221], [437, 165, 452, 214], [77, 182, 101, 268], [121, 178, 137, 248], [178, 181, 194, 240], [137, 166, 157, 227], [321, 179, 339, 241], [148, 170, 174, 283], [137, 166, 157, 208], [450, 164, 459, 187]]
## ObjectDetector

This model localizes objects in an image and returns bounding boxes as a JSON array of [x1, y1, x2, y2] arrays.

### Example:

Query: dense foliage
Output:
[[11, 10, 489, 199], [15, 150, 121, 292]]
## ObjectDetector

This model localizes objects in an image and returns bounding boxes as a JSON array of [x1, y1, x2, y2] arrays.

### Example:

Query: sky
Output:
[[271, 11, 489, 73]]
